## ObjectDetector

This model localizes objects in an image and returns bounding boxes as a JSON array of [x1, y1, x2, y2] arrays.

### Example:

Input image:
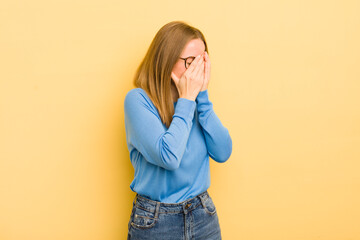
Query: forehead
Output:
[[181, 38, 206, 57]]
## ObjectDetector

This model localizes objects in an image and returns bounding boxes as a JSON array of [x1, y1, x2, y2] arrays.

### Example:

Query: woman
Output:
[[124, 21, 232, 239]]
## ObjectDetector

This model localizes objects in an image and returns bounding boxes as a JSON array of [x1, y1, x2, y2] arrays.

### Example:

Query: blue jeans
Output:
[[127, 190, 222, 239]]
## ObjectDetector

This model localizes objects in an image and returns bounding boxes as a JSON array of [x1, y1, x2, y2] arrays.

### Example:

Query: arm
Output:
[[124, 89, 196, 170], [196, 90, 232, 162]]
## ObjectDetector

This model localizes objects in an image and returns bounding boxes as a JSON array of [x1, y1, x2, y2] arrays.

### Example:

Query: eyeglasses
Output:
[[179, 56, 196, 69]]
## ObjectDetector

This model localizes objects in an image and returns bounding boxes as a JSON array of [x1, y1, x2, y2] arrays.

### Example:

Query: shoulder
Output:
[[124, 88, 149, 105], [124, 88, 157, 113], [125, 87, 146, 99]]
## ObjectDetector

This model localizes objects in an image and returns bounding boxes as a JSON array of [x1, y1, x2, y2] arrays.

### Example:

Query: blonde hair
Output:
[[133, 21, 209, 128]]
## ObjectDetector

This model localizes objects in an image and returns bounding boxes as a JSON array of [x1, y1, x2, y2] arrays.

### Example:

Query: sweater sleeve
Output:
[[195, 90, 232, 162], [124, 89, 196, 170]]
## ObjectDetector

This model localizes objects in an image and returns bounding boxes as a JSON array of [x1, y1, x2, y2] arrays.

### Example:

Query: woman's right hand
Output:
[[171, 53, 205, 101]]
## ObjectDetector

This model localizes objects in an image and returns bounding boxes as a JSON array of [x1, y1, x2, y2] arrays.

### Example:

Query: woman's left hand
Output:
[[200, 51, 211, 92]]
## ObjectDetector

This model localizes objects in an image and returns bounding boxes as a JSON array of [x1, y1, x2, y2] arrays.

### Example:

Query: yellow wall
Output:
[[1, 0, 359, 239]]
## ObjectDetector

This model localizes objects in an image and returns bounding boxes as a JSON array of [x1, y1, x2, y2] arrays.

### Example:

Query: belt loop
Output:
[[154, 201, 160, 219], [199, 192, 206, 209]]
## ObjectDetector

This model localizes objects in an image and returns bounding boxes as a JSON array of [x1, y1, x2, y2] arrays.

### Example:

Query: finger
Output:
[[200, 64, 205, 86], [201, 63, 205, 80], [204, 51, 210, 75], [194, 60, 205, 82], [186, 54, 203, 74], [205, 59, 210, 82], [204, 59, 208, 82], [206, 52, 210, 64], [191, 56, 204, 79], [171, 72, 179, 85]]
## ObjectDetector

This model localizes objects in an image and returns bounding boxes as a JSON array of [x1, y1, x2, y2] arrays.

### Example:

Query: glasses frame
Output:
[[179, 56, 196, 69]]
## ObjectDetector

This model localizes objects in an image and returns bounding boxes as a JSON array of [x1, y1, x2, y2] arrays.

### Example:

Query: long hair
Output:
[[133, 21, 209, 128]]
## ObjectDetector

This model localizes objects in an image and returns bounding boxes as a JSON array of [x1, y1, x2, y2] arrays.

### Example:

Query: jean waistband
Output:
[[132, 190, 210, 214]]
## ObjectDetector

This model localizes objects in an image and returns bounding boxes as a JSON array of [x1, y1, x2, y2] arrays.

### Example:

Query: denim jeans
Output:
[[127, 190, 222, 240]]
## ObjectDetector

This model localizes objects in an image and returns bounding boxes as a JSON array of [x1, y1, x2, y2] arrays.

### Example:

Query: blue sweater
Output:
[[124, 88, 232, 203]]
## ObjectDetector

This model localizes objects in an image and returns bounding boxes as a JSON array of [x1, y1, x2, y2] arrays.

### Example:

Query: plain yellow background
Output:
[[1, 0, 359, 239]]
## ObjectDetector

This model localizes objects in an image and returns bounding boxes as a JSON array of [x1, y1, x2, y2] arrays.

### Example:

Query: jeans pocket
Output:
[[202, 195, 217, 215], [130, 206, 157, 229]]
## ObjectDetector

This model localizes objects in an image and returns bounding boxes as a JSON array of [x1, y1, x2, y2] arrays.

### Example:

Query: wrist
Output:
[[180, 96, 196, 102]]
